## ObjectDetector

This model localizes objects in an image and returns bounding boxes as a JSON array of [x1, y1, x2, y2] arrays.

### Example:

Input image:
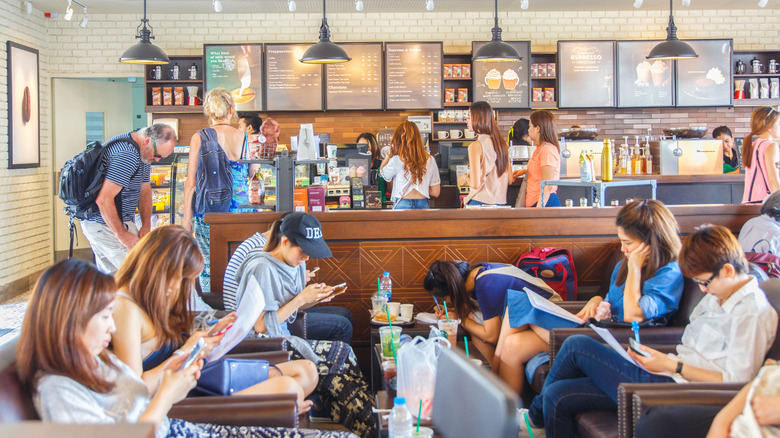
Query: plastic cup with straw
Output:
[[386, 308, 397, 363]]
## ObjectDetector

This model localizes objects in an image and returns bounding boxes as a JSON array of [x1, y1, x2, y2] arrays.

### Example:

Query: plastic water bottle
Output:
[[388, 397, 413, 438], [380, 272, 392, 301]]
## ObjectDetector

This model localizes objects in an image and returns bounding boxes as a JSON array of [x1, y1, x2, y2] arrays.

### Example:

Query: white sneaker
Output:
[[517, 408, 546, 438]]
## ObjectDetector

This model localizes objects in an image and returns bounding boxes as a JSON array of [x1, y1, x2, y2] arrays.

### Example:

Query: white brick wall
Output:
[[0, 1, 53, 288]]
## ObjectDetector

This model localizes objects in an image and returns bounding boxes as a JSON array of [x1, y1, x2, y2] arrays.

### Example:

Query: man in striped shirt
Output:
[[81, 124, 176, 273]]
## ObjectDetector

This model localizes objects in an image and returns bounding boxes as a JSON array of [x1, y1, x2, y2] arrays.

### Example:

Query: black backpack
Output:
[[193, 128, 235, 215]]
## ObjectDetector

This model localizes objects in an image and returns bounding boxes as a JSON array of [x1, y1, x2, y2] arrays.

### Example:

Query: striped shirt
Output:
[[223, 232, 268, 311], [88, 133, 151, 224]]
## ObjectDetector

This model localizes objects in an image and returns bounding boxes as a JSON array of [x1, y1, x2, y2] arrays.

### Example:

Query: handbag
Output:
[[196, 357, 271, 396], [514, 177, 528, 208]]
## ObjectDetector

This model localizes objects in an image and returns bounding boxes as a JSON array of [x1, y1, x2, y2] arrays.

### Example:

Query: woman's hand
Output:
[[627, 242, 650, 271], [575, 296, 603, 321], [457, 173, 469, 187], [433, 305, 445, 320], [751, 395, 780, 426], [298, 283, 332, 306], [305, 269, 317, 284], [158, 354, 201, 406], [512, 169, 527, 180], [627, 345, 675, 374]]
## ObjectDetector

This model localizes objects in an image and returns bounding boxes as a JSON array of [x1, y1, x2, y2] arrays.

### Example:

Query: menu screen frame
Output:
[[264, 43, 325, 112], [558, 40, 616, 109], [325, 42, 384, 111], [203, 43, 265, 111], [674, 39, 733, 108], [471, 41, 531, 109], [384, 41, 444, 111], [616, 40, 675, 109]]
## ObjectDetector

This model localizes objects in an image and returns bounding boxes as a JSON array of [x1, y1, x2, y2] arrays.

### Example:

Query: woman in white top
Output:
[[380, 121, 441, 209]]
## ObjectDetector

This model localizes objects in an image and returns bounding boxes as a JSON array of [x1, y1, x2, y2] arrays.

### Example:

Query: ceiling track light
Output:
[[682, 0, 690, 7], [425, 0, 434, 11], [759, 0, 768, 7], [119, 0, 170, 65], [64, 0, 73, 20], [300, 0, 351, 64], [647, 0, 698, 60], [633, 0, 643, 8], [80, 7, 88, 27], [521, 0, 529, 10], [213, 0, 222, 12], [355, 0, 364, 11], [24, 1, 33, 14], [473, 0, 521, 62], [288, 0, 297, 12]]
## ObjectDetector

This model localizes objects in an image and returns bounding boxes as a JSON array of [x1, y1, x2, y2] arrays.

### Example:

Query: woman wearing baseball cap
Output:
[[233, 212, 376, 438]]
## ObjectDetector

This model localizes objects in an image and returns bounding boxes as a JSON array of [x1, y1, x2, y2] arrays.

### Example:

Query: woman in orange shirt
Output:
[[517, 110, 561, 207]]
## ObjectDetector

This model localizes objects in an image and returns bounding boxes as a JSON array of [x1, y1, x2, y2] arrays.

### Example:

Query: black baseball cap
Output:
[[280, 212, 332, 258]]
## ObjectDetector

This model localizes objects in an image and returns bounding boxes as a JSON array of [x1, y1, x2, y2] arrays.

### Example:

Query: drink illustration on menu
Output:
[[472, 41, 531, 109]]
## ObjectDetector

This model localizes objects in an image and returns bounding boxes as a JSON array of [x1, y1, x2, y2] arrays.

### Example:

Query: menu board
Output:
[[558, 41, 616, 108], [265, 44, 323, 111], [385, 42, 443, 110], [675, 39, 733, 107], [325, 43, 383, 110], [471, 41, 531, 109], [616, 41, 673, 108], [204, 44, 264, 111]]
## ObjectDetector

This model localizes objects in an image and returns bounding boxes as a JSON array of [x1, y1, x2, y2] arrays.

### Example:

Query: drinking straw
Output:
[[444, 301, 450, 322], [417, 400, 422, 432], [386, 308, 397, 362], [523, 413, 536, 438], [464, 336, 469, 357], [377, 277, 381, 296], [386, 308, 394, 330]]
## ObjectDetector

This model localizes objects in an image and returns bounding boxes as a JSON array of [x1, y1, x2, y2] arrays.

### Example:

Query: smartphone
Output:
[[330, 282, 348, 297], [180, 338, 205, 370], [628, 338, 651, 358], [211, 322, 234, 337]]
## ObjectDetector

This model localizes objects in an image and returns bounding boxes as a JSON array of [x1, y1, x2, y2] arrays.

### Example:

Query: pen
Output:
[[207, 319, 219, 325], [631, 321, 640, 343], [433, 296, 442, 312]]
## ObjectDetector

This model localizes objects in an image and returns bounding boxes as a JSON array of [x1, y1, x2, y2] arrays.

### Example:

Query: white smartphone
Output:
[[180, 338, 205, 370], [628, 338, 651, 358]]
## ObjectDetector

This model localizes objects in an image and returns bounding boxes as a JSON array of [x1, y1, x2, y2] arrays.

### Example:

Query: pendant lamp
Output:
[[119, 0, 170, 65], [300, 0, 351, 64], [473, 0, 521, 62], [647, 0, 698, 60]]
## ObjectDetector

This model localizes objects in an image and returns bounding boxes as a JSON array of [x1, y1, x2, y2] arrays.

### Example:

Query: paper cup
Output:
[[387, 302, 401, 318], [400, 303, 414, 320]]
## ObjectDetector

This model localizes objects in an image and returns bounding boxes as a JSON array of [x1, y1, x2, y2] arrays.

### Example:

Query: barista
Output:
[[238, 114, 264, 143], [713, 126, 739, 172]]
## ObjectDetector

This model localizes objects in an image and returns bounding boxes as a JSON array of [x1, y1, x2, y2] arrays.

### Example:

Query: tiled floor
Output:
[[0, 290, 30, 347]]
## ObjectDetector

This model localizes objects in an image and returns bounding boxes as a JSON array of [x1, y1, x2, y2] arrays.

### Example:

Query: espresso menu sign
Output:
[[558, 41, 616, 108], [326, 43, 383, 110], [204, 44, 264, 111], [385, 42, 443, 110], [616, 41, 673, 108], [675, 39, 733, 107], [265, 44, 323, 111], [472, 41, 531, 109]]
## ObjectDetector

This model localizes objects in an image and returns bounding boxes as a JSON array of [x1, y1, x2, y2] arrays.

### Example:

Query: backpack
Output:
[[193, 128, 233, 215], [516, 247, 577, 300], [745, 251, 780, 279]]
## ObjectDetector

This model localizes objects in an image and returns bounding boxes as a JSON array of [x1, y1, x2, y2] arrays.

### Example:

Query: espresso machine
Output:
[[648, 139, 723, 175]]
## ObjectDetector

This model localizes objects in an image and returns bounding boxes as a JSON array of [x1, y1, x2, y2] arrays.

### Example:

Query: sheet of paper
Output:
[[588, 323, 674, 378], [524, 287, 585, 325], [206, 276, 265, 362]]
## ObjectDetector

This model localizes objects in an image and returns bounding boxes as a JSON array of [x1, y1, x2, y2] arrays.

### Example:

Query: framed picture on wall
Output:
[[7, 41, 40, 169]]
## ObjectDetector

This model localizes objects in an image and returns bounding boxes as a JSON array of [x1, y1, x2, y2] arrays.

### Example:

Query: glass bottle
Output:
[[644, 147, 654, 175]]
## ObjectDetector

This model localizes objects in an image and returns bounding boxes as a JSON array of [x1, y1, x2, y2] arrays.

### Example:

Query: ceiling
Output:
[[27, 0, 777, 15]]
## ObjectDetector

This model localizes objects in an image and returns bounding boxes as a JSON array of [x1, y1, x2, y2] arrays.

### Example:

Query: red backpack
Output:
[[516, 248, 577, 300], [745, 252, 780, 279]]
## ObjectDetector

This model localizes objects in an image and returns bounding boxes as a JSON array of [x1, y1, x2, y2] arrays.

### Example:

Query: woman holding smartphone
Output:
[[17, 258, 356, 438], [111, 225, 318, 411]]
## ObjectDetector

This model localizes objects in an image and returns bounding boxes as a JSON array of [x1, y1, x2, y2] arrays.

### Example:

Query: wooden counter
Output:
[[205, 204, 759, 356]]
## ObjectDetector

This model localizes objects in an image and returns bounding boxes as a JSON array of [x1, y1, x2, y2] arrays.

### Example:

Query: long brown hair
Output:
[[423, 260, 480, 321], [614, 200, 682, 287], [529, 110, 560, 151], [263, 212, 293, 253], [742, 106, 780, 168], [115, 226, 203, 350], [469, 101, 509, 177], [17, 259, 118, 393], [391, 121, 430, 184], [679, 225, 748, 277]]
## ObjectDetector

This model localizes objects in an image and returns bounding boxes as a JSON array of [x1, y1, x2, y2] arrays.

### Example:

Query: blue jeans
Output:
[[394, 198, 430, 209], [528, 335, 673, 437], [530, 193, 562, 208], [304, 306, 354, 344]]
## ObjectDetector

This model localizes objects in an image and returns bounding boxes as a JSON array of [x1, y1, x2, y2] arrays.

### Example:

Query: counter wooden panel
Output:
[[205, 204, 759, 353]]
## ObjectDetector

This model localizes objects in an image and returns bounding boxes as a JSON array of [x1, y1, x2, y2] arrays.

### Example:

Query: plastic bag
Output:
[[396, 336, 450, 420]]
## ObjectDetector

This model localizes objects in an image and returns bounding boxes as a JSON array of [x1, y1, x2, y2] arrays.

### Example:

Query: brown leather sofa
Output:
[[0, 337, 301, 428]]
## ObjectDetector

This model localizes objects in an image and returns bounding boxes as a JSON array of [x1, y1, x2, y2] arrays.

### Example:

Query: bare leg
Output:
[[234, 359, 319, 413], [496, 329, 548, 395], [493, 307, 529, 373], [470, 337, 496, 364], [274, 359, 319, 396]]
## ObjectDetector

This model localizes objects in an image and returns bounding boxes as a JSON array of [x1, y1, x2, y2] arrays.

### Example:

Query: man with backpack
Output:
[[80, 124, 176, 273]]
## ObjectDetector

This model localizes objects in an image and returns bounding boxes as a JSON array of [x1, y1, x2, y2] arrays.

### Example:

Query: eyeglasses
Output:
[[692, 269, 720, 288], [152, 139, 163, 159]]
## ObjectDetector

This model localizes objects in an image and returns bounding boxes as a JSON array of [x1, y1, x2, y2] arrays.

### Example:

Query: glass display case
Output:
[[239, 160, 278, 212]]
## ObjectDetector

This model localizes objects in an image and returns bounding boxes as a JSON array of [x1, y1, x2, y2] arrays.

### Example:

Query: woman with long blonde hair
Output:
[[742, 106, 780, 204], [380, 121, 441, 209], [458, 101, 513, 206]]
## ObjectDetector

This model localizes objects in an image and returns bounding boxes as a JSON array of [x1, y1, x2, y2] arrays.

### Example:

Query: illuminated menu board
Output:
[[265, 44, 323, 111], [472, 41, 531, 109], [204, 44, 264, 111], [675, 39, 733, 107], [616, 40, 673, 108], [385, 42, 443, 110], [325, 43, 383, 110], [558, 41, 616, 108]]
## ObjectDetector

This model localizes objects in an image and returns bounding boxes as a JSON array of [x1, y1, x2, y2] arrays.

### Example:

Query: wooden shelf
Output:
[[433, 121, 467, 125], [531, 76, 557, 80], [444, 102, 471, 107], [734, 74, 780, 78], [734, 98, 780, 106], [443, 77, 472, 81], [146, 79, 203, 84], [531, 101, 558, 109], [146, 105, 203, 113]]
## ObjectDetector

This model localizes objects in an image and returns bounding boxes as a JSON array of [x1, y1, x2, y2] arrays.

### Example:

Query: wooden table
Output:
[[0, 422, 155, 438]]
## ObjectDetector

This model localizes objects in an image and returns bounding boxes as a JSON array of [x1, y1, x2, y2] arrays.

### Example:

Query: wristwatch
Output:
[[675, 361, 684, 375]]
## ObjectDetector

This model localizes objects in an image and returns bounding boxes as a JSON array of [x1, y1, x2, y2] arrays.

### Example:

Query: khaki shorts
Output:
[[81, 220, 138, 274]]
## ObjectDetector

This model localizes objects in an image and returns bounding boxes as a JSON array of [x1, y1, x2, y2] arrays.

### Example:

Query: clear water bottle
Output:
[[380, 272, 392, 301], [388, 397, 413, 438]]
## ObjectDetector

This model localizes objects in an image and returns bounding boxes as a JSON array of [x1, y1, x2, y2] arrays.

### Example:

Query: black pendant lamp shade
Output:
[[300, 0, 351, 64], [647, 0, 698, 60], [473, 0, 521, 62], [119, 0, 170, 65]]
